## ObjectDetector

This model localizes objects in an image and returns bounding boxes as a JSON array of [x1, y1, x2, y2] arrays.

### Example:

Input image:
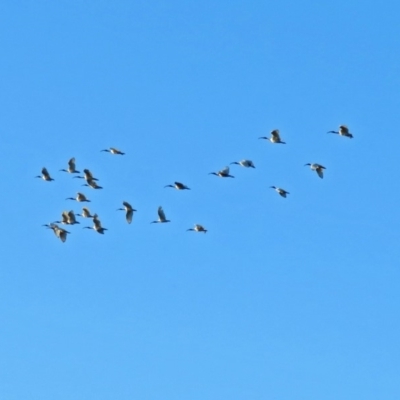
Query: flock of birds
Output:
[[38, 125, 353, 243]]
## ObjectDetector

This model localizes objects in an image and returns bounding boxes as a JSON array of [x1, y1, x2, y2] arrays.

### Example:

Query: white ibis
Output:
[[83, 214, 108, 234], [270, 186, 289, 198], [43, 223, 70, 242], [55, 211, 80, 225], [66, 192, 91, 202], [164, 182, 190, 190], [327, 125, 353, 138], [304, 163, 326, 179], [66, 210, 80, 225], [209, 166, 235, 178], [82, 178, 103, 189], [76, 207, 94, 218], [151, 206, 170, 223], [187, 224, 207, 233], [101, 147, 125, 155], [60, 157, 80, 173], [259, 129, 286, 144], [73, 169, 99, 182], [36, 167, 54, 181], [56, 210, 80, 224], [230, 159, 255, 168], [117, 201, 137, 224]]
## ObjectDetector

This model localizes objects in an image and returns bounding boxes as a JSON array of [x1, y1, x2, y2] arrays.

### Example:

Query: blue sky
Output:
[[1, 1, 400, 398]]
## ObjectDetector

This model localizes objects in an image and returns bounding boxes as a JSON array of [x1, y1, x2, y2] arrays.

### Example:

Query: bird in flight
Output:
[[304, 163, 326, 179], [187, 224, 207, 233], [75, 207, 94, 218], [73, 169, 99, 182], [327, 125, 353, 138], [60, 157, 80, 174], [164, 182, 191, 190], [117, 201, 137, 224], [209, 166, 235, 178], [259, 129, 286, 144], [66, 192, 91, 202], [101, 147, 125, 155], [43, 223, 70, 242], [83, 214, 108, 234], [230, 159, 255, 168], [36, 167, 54, 181], [55, 210, 80, 225], [270, 186, 290, 198], [82, 178, 103, 189], [151, 206, 171, 223]]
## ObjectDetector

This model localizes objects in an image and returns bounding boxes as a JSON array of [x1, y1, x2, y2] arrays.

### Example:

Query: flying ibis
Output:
[[327, 125, 353, 138], [43, 223, 70, 242], [209, 166, 235, 178], [270, 186, 290, 198], [230, 160, 255, 168], [66, 192, 91, 202], [117, 201, 137, 224], [36, 167, 54, 181], [101, 147, 125, 155], [60, 157, 80, 173], [151, 206, 170, 223], [259, 129, 286, 144], [187, 224, 207, 233], [164, 182, 190, 190], [304, 163, 326, 179]]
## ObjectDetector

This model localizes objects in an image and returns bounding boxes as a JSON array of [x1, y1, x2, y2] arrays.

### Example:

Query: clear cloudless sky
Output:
[[1, 1, 399, 399]]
